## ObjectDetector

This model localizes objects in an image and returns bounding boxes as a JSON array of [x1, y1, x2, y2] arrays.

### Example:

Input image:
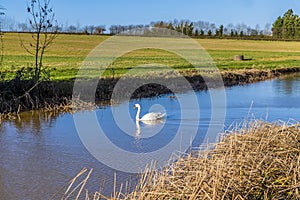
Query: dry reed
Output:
[[60, 120, 300, 200]]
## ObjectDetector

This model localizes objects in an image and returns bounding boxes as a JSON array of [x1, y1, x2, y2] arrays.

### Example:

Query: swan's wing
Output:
[[142, 119, 164, 125], [141, 112, 166, 121], [158, 112, 166, 119]]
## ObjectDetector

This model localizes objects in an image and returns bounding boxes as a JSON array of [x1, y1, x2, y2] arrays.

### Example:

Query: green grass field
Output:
[[1, 32, 300, 80]]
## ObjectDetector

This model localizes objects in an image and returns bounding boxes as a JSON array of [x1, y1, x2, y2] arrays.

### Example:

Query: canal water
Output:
[[0, 74, 299, 199]]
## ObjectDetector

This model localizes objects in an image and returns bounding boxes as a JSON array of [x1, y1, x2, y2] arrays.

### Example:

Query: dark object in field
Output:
[[234, 55, 244, 61], [234, 55, 252, 61]]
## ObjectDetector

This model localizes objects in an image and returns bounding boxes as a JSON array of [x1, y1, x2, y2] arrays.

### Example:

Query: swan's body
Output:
[[134, 103, 166, 121]]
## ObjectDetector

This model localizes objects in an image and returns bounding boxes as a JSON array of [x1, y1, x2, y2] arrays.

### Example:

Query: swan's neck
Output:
[[135, 105, 141, 120]]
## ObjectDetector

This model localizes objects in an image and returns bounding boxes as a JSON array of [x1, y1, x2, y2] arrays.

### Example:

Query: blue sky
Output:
[[2, 0, 300, 28]]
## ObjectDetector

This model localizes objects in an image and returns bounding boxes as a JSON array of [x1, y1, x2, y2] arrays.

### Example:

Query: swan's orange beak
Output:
[[133, 105, 137, 109]]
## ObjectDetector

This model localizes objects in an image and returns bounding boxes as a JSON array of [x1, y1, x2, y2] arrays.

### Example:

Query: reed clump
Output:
[[61, 120, 300, 200]]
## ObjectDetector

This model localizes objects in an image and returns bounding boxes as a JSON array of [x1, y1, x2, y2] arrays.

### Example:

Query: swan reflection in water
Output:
[[135, 118, 165, 137]]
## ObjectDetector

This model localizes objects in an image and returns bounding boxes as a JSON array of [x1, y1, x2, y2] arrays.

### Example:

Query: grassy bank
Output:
[[1, 33, 300, 80], [59, 121, 300, 200], [1, 32, 300, 113]]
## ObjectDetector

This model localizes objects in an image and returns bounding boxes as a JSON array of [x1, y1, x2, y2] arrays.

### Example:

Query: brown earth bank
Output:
[[0, 67, 300, 114]]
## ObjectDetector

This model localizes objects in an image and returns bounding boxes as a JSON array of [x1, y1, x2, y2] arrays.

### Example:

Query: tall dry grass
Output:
[[59, 120, 300, 200]]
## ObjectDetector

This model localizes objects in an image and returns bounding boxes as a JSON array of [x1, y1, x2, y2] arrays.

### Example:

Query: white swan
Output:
[[134, 103, 166, 121]]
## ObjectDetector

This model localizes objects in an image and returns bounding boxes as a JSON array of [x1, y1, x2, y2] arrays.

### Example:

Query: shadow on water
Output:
[[0, 73, 300, 199], [273, 73, 300, 95], [0, 111, 136, 199]]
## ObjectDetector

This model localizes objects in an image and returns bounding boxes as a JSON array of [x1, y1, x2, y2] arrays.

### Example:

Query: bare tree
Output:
[[67, 25, 77, 33], [94, 25, 106, 34], [225, 23, 235, 35], [18, 22, 29, 32], [87, 25, 95, 34], [21, 0, 58, 82], [264, 23, 271, 36]]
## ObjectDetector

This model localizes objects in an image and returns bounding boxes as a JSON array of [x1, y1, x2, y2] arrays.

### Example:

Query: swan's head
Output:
[[133, 103, 140, 109]]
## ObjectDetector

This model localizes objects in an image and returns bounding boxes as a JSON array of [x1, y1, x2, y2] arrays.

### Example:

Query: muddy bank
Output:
[[221, 67, 300, 86], [1, 67, 300, 113]]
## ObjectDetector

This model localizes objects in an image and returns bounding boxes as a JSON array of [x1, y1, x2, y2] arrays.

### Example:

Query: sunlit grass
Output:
[[1, 32, 300, 80]]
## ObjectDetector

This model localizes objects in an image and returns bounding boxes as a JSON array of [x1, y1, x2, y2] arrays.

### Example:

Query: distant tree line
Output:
[[2, 17, 107, 35], [103, 19, 272, 38], [3, 9, 300, 40], [272, 9, 300, 39], [148, 20, 272, 38], [0, 17, 272, 38]]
